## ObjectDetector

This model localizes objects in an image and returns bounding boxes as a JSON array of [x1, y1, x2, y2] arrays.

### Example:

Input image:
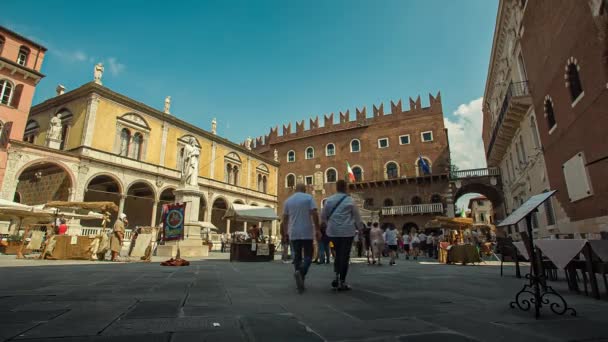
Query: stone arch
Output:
[[82, 173, 123, 226], [15, 160, 75, 205], [119, 112, 150, 130], [250, 202, 259, 206], [234, 199, 245, 204], [125, 181, 156, 227], [13, 192, 22, 203], [454, 182, 505, 220], [211, 196, 229, 233]]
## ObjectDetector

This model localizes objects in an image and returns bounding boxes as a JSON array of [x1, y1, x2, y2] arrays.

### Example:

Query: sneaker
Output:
[[294, 271, 304, 293], [337, 282, 352, 291]]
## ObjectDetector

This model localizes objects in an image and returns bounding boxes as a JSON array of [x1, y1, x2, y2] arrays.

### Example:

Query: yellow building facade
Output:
[[2, 81, 278, 234]]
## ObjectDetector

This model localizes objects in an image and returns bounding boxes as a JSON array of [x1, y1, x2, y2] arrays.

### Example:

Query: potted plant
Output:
[[1, 234, 26, 255]]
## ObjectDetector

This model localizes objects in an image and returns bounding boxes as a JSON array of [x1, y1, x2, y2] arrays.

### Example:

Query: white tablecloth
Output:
[[588, 240, 608, 262], [513, 241, 529, 260], [535, 239, 587, 270]]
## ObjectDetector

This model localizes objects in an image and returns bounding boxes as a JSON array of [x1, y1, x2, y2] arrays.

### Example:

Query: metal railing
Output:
[[450, 167, 500, 179], [487, 81, 530, 159], [381, 203, 443, 216]]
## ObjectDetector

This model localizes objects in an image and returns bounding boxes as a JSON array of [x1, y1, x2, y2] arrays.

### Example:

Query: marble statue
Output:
[[164, 96, 171, 114], [211, 118, 217, 135], [56, 85, 65, 96], [93, 63, 104, 85], [274, 149, 278, 162], [245, 137, 252, 150], [48, 114, 62, 140], [182, 137, 200, 186]]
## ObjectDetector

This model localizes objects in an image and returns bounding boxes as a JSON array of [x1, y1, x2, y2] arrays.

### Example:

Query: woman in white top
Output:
[[402, 232, 411, 260], [410, 233, 420, 260]]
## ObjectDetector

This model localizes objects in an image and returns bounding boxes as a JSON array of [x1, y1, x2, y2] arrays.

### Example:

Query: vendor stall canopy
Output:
[[223, 204, 278, 222], [425, 216, 474, 230], [44, 201, 119, 213]]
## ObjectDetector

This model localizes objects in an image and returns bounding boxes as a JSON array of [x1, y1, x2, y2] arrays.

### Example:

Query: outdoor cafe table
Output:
[[512, 239, 608, 299]]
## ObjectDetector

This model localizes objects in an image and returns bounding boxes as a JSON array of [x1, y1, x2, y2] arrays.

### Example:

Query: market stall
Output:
[[223, 204, 278, 262], [426, 216, 481, 265]]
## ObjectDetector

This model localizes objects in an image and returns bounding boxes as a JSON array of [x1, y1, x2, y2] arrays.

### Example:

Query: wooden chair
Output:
[[497, 237, 521, 278]]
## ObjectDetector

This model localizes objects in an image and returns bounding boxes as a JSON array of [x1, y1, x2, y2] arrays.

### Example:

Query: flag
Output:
[[346, 161, 356, 182], [418, 154, 431, 175]]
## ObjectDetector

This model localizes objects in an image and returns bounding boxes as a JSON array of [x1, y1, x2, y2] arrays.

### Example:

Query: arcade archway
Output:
[[156, 188, 175, 225], [211, 198, 228, 233], [124, 182, 155, 228], [16, 162, 72, 205], [83, 174, 122, 226], [454, 182, 505, 221]]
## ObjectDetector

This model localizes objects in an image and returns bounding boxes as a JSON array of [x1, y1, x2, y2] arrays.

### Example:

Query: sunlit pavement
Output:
[[1, 252, 607, 341]]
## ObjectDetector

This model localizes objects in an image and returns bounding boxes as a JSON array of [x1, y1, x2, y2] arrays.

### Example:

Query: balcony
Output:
[[486, 81, 532, 166], [450, 167, 500, 180], [381, 203, 444, 216]]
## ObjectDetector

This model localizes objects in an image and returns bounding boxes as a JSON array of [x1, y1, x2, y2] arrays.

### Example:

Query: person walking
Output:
[[385, 224, 398, 265], [281, 183, 321, 293], [402, 229, 411, 260], [410, 232, 420, 260], [321, 180, 363, 291], [418, 231, 427, 258], [370, 222, 384, 266], [363, 222, 374, 265], [317, 224, 330, 264], [110, 213, 127, 262]]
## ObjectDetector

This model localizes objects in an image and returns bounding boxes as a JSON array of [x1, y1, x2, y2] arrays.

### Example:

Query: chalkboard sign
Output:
[[497, 190, 556, 227]]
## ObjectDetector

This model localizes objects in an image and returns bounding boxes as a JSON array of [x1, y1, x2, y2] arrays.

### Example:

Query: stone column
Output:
[[226, 219, 231, 234], [151, 201, 158, 227], [118, 195, 126, 215]]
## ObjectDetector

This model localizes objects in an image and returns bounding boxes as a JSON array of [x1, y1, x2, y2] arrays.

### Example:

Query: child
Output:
[[370, 222, 384, 265], [385, 225, 398, 265]]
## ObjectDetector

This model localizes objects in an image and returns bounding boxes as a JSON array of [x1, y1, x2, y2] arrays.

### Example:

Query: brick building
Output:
[[252, 93, 454, 232], [518, 0, 608, 235], [0, 26, 46, 189]]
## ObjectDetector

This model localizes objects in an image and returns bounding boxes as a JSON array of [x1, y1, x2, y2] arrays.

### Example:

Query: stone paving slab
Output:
[[0, 256, 607, 341]]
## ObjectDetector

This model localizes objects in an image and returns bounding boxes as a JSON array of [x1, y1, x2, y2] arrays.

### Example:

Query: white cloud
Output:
[[51, 49, 89, 63], [444, 97, 487, 170], [107, 57, 126, 76]]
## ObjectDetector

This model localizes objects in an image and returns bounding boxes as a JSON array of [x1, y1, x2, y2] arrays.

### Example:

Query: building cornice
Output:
[[0, 57, 45, 81], [29, 82, 279, 167]]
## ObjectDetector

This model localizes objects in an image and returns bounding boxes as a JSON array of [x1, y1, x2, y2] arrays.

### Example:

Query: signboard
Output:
[[0, 121, 13, 148], [497, 190, 556, 227], [162, 203, 187, 241], [256, 243, 269, 256]]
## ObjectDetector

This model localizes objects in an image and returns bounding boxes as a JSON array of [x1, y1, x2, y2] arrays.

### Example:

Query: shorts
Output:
[[388, 245, 398, 251], [404, 245, 410, 252]]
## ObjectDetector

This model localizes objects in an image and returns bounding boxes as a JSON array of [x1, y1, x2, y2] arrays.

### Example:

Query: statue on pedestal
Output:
[[181, 137, 200, 187], [48, 114, 62, 141], [93, 63, 104, 85], [245, 137, 252, 150], [164, 96, 171, 114], [211, 118, 217, 135]]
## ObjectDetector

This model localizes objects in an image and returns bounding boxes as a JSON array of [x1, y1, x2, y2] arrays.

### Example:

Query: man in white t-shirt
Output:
[[281, 183, 321, 293], [418, 231, 427, 257]]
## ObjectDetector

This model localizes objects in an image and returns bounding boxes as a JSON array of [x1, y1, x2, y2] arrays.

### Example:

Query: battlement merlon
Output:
[[254, 92, 442, 147]]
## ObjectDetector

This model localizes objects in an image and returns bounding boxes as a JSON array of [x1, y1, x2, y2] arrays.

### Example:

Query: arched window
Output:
[[17, 46, 30, 66], [119, 128, 131, 157], [287, 150, 295, 163], [411, 196, 422, 205], [431, 194, 442, 203], [232, 165, 239, 185], [257, 174, 263, 192], [326, 168, 337, 183], [350, 139, 360, 152], [544, 97, 556, 131], [352, 166, 363, 182], [225, 163, 232, 183], [262, 175, 267, 193], [131, 133, 143, 160], [305, 146, 314, 159], [416, 157, 432, 176], [326, 143, 335, 156], [286, 174, 296, 188], [383, 198, 394, 207], [565, 59, 583, 102], [386, 162, 398, 179], [0, 79, 14, 105]]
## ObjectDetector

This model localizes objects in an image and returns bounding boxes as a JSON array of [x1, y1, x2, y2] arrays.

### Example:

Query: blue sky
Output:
[[3, 0, 498, 209]]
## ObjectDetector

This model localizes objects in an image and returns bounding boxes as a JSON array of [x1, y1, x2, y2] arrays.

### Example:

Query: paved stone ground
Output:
[[1, 253, 607, 342]]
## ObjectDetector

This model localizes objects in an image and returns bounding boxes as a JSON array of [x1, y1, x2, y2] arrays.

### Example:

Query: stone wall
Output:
[[16, 167, 70, 205]]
